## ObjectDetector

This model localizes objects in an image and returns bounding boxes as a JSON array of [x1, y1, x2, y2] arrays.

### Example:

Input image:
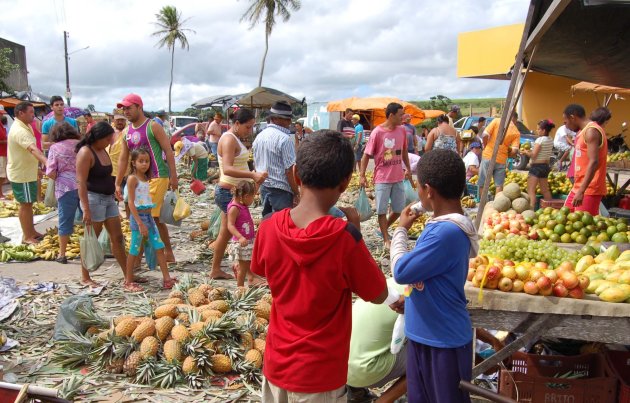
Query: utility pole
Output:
[[64, 31, 71, 106]]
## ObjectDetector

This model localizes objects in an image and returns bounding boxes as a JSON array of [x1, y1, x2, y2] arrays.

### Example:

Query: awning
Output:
[[571, 81, 630, 96], [327, 97, 425, 126], [235, 87, 301, 108], [421, 109, 448, 119], [191, 94, 242, 109], [0, 97, 47, 108]]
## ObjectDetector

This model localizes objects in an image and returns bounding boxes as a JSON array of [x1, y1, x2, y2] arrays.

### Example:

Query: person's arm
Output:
[[126, 176, 148, 236], [115, 139, 130, 201], [282, 139, 299, 197], [226, 205, 247, 246], [151, 121, 178, 191], [394, 225, 454, 284], [573, 128, 602, 207], [286, 165, 299, 196], [456, 132, 463, 155], [336, 119, 344, 132], [344, 235, 389, 305], [45, 147, 57, 179], [359, 153, 371, 188], [402, 145, 412, 180], [529, 141, 542, 161], [424, 130, 435, 152], [220, 136, 267, 184], [469, 165, 479, 176], [508, 134, 520, 157], [76, 147, 93, 225], [26, 144, 47, 167]]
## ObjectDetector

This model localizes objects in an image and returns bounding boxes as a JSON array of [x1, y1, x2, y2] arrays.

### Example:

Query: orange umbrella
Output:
[[327, 97, 425, 126]]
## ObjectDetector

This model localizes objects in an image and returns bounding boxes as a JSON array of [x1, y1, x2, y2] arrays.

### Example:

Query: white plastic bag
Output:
[[44, 178, 57, 208], [390, 314, 406, 354], [80, 225, 104, 272], [355, 187, 373, 222], [159, 190, 182, 226]]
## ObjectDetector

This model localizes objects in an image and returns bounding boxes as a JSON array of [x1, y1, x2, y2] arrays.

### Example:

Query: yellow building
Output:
[[458, 24, 630, 138]]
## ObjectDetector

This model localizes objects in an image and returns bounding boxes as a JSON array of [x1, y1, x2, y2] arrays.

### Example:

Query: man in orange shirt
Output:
[[478, 112, 520, 193]]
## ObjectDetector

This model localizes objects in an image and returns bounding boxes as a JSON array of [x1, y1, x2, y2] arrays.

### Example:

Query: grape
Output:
[[479, 238, 582, 269]]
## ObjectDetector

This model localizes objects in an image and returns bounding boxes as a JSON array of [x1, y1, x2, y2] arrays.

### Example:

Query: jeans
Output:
[[58, 190, 80, 236], [260, 185, 293, 217]]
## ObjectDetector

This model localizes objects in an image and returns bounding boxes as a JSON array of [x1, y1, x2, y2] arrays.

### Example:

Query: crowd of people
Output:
[[0, 94, 617, 402]]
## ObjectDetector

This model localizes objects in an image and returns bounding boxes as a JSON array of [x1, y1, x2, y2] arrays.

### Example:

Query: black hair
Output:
[[436, 114, 450, 124], [214, 111, 223, 119], [15, 101, 33, 115], [50, 122, 81, 143], [478, 117, 486, 123], [385, 102, 403, 118], [416, 149, 465, 199], [295, 121, 304, 128], [50, 95, 64, 106], [590, 107, 612, 125], [85, 112, 92, 118], [233, 108, 255, 124], [471, 126, 479, 135], [129, 147, 152, 178], [296, 130, 354, 189], [564, 104, 586, 118], [538, 119, 556, 134], [232, 180, 256, 199], [75, 121, 114, 152]]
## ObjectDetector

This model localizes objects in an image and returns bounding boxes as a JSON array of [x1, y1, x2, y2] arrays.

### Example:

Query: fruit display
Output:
[[576, 247, 630, 303], [394, 214, 429, 238], [468, 255, 588, 299], [32, 226, 84, 261], [469, 171, 573, 196], [0, 201, 54, 218], [482, 211, 534, 240], [52, 277, 270, 388], [0, 243, 37, 262], [479, 237, 581, 269], [607, 151, 630, 163], [347, 171, 374, 192], [461, 195, 476, 208]]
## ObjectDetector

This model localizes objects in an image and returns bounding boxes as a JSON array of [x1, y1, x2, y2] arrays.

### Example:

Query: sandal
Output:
[[124, 282, 143, 292], [162, 278, 178, 290], [55, 256, 68, 264]]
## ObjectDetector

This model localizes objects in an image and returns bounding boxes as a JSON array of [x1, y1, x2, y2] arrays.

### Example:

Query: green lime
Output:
[[571, 231, 580, 241], [560, 206, 570, 215], [550, 233, 561, 242], [611, 232, 629, 243], [588, 235, 597, 242], [579, 228, 591, 238], [561, 233, 572, 243], [581, 213, 594, 225], [567, 212, 578, 222], [597, 221, 608, 231], [555, 214, 567, 224], [553, 224, 566, 235], [586, 224, 597, 232], [617, 222, 628, 232], [576, 234, 587, 244], [544, 207, 553, 215], [597, 233, 610, 242], [572, 221, 584, 231], [607, 225, 618, 237], [546, 220, 558, 230], [580, 245, 597, 256]]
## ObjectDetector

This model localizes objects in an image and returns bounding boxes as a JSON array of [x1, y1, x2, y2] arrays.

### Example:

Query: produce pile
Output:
[[52, 276, 270, 389], [607, 151, 630, 163], [470, 171, 576, 196], [0, 243, 37, 262], [32, 226, 84, 261], [577, 248, 630, 303], [479, 237, 582, 269], [0, 201, 54, 218], [347, 171, 374, 192]]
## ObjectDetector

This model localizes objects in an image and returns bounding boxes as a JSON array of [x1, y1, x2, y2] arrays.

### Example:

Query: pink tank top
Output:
[[227, 200, 255, 241]]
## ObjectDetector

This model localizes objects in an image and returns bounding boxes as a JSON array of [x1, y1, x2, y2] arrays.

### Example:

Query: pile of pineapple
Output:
[[53, 278, 271, 389]]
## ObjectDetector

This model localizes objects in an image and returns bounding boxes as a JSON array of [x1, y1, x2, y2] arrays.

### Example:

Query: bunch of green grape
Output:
[[479, 237, 581, 269]]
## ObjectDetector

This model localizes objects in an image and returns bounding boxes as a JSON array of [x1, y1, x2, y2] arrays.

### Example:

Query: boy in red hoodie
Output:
[[252, 130, 400, 402]]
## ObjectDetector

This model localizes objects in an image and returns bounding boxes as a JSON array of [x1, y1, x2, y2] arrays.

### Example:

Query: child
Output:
[[125, 148, 177, 291], [252, 130, 400, 402], [226, 180, 260, 287], [524, 119, 555, 208], [392, 149, 479, 403]]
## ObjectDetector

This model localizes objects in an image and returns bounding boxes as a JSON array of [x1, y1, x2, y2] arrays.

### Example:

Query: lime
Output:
[[567, 212, 578, 222], [553, 224, 565, 235], [588, 235, 597, 242], [607, 225, 618, 237], [581, 213, 594, 225], [525, 217, 534, 225], [617, 222, 628, 232], [571, 231, 580, 241], [555, 214, 567, 224], [546, 220, 558, 230], [572, 221, 584, 231], [597, 233, 610, 242], [536, 208, 544, 216], [579, 228, 591, 238], [559, 206, 570, 215], [561, 233, 572, 243], [576, 234, 587, 244], [596, 221, 608, 231], [611, 232, 629, 243], [586, 224, 597, 232], [580, 245, 597, 256]]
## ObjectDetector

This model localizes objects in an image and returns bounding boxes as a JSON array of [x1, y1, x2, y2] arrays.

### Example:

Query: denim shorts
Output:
[[354, 144, 365, 163], [129, 213, 165, 256], [478, 159, 507, 188], [87, 191, 119, 222], [215, 184, 233, 213], [529, 163, 551, 179], [260, 185, 293, 217], [375, 181, 405, 215], [58, 190, 80, 236]]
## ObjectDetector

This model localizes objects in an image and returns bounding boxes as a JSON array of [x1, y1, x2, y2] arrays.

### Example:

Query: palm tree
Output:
[[152, 6, 195, 115], [241, 0, 301, 87]]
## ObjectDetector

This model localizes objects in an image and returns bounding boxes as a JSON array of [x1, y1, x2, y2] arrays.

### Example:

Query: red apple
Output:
[[557, 261, 575, 273], [512, 279, 525, 292], [552, 282, 569, 298], [486, 265, 501, 281], [467, 268, 475, 282], [568, 287, 584, 299], [485, 277, 499, 290], [524, 281, 539, 295], [536, 276, 552, 291], [539, 286, 553, 296], [560, 271, 579, 289], [544, 270, 558, 284], [529, 270, 544, 282], [534, 262, 549, 271], [503, 260, 515, 267], [474, 266, 486, 282], [498, 277, 513, 292], [528, 230, 539, 240], [577, 275, 590, 290]]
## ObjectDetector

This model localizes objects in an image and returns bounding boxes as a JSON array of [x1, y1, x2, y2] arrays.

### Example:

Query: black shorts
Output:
[[529, 163, 550, 179]]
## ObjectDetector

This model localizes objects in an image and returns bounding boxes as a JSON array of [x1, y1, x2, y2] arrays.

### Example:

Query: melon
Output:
[[520, 192, 530, 202], [522, 210, 536, 221], [493, 194, 511, 212], [512, 198, 530, 213], [503, 183, 522, 201]]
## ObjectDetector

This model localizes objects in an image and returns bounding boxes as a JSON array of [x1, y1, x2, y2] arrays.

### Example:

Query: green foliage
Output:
[[0, 48, 19, 94]]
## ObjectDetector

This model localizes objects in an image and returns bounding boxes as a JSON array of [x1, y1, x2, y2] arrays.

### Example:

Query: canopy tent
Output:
[[422, 109, 448, 119], [0, 97, 47, 109], [191, 94, 242, 110], [191, 87, 301, 110], [571, 81, 630, 107], [326, 97, 426, 126]]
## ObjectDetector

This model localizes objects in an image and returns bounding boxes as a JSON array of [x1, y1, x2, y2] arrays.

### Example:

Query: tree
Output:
[[241, 0, 301, 87], [0, 48, 19, 94], [87, 104, 96, 112], [152, 6, 195, 115]]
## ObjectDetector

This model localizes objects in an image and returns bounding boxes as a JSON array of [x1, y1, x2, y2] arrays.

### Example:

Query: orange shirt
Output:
[[573, 122, 607, 196], [482, 118, 520, 164]]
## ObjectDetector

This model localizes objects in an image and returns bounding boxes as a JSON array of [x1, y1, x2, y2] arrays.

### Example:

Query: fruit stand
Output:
[[606, 166, 630, 200]]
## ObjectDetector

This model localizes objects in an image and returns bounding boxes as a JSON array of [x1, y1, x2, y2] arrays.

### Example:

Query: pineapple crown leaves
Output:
[[134, 357, 159, 385], [184, 337, 214, 373], [75, 304, 109, 329], [184, 307, 202, 324], [185, 372, 206, 390], [173, 274, 197, 293], [126, 295, 157, 317], [218, 339, 244, 363], [90, 332, 124, 367], [58, 374, 86, 400], [200, 315, 238, 341], [153, 360, 184, 389], [237, 361, 263, 388], [113, 336, 139, 360], [227, 286, 267, 311], [51, 331, 97, 369]]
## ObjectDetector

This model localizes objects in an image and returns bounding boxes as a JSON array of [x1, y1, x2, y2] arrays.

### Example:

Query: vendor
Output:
[[175, 139, 209, 181]]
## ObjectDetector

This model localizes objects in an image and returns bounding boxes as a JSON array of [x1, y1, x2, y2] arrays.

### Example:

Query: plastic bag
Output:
[[355, 187, 373, 222], [173, 192, 192, 221], [44, 178, 57, 208], [207, 207, 222, 240], [144, 239, 157, 270], [74, 207, 83, 225], [53, 295, 94, 340], [390, 314, 406, 354], [98, 228, 112, 257], [80, 225, 104, 272], [159, 190, 182, 226], [403, 179, 419, 205]]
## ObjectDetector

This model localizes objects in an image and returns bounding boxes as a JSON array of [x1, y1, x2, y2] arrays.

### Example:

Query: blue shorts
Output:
[[58, 190, 80, 236], [260, 185, 293, 217], [374, 181, 405, 215], [478, 159, 507, 189], [354, 144, 365, 163], [87, 192, 119, 222], [209, 142, 218, 158], [129, 213, 165, 256], [215, 184, 233, 213]]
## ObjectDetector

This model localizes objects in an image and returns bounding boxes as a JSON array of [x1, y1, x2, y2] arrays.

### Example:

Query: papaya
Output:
[[586, 279, 606, 294], [595, 280, 617, 295], [618, 270, 630, 285], [598, 286, 629, 303], [575, 255, 595, 274], [605, 270, 625, 282], [614, 261, 630, 270], [588, 273, 604, 281], [615, 250, 630, 263]]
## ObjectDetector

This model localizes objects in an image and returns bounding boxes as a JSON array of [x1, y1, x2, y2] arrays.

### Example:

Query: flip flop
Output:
[[80, 279, 100, 287], [162, 278, 178, 290], [209, 270, 235, 280], [124, 282, 143, 293], [22, 238, 41, 245]]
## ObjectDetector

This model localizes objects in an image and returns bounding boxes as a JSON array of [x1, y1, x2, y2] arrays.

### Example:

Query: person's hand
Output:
[[169, 174, 179, 191], [115, 185, 123, 202], [83, 209, 92, 226], [405, 170, 413, 181], [359, 175, 367, 188], [338, 206, 359, 223], [239, 237, 248, 247], [398, 204, 421, 230], [572, 190, 584, 207], [389, 296, 405, 314], [253, 171, 268, 184], [139, 223, 148, 237]]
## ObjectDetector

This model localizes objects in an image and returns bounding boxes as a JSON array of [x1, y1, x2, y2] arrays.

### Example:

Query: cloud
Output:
[[0, 0, 528, 111]]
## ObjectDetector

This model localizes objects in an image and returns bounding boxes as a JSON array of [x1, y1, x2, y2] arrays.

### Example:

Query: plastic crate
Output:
[[466, 183, 480, 202], [540, 197, 568, 209], [499, 352, 617, 403], [606, 351, 630, 403]]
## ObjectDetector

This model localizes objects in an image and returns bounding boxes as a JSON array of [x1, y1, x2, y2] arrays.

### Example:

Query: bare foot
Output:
[[248, 276, 268, 287], [209, 270, 234, 280], [80, 279, 100, 287], [384, 240, 391, 250]]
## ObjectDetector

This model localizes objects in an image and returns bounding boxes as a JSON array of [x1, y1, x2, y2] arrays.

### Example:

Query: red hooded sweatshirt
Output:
[[251, 208, 386, 393]]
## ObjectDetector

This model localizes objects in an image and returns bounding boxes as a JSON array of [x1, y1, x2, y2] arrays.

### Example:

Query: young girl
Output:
[[524, 119, 555, 209], [226, 180, 262, 287], [125, 148, 177, 290]]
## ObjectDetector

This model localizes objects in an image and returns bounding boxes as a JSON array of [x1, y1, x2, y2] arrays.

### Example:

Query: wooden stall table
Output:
[[465, 283, 630, 377], [606, 166, 630, 198]]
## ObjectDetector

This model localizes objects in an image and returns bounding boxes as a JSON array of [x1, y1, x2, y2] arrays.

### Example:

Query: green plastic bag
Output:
[[98, 228, 112, 257], [80, 225, 104, 272], [44, 178, 57, 208], [403, 179, 419, 205], [207, 208, 222, 240], [355, 187, 373, 222]]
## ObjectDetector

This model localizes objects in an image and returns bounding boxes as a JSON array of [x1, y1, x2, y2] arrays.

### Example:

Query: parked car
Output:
[[169, 116, 199, 132]]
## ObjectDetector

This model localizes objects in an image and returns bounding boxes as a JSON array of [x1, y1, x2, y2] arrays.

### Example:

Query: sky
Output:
[[0, 0, 529, 112]]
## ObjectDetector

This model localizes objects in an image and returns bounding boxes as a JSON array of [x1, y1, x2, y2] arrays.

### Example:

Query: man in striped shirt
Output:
[[253, 101, 299, 216]]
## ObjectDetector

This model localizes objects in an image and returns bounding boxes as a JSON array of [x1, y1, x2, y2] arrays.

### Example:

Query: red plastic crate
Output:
[[606, 351, 630, 403], [499, 352, 617, 403], [540, 198, 567, 209]]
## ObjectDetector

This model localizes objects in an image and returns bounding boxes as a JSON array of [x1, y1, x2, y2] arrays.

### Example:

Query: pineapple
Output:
[[97, 329, 112, 341], [198, 283, 212, 296], [168, 289, 184, 299], [131, 319, 155, 343], [260, 293, 272, 305], [163, 340, 183, 362], [86, 326, 100, 335], [140, 336, 159, 359], [182, 356, 199, 374], [188, 288, 207, 307], [113, 315, 134, 326], [114, 337, 139, 361], [105, 358, 124, 374], [244, 349, 263, 369], [176, 313, 190, 326], [254, 338, 266, 354], [115, 318, 138, 337], [207, 288, 224, 301], [210, 354, 232, 373], [254, 301, 271, 320], [254, 317, 269, 332], [184, 337, 213, 373], [208, 300, 229, 313], [153, 361, 183, 388], [155, 317, 175, 341], [201, 309, 223, 322], [171, 324, 190, 342], [124, 351, 143, 376], [154, 304, 178, 319], [189, 321, 205, 336], [161, 298, 184, 306], [241, 332, 254, 351]]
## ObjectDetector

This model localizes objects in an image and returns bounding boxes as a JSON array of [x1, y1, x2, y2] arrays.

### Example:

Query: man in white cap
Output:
[[253, 101, 299, 216], [0, 106, 7, 199]]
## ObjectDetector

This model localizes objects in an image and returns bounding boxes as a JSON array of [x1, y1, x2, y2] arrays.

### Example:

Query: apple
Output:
[[552, 282, 569, 298], [524, 281, 539, 295], [536, 276, 552, 291], [472, 276, 480, 287], [557, 261, 575, 274], [577, 275, 590, 290], [469, 258, 477, 269], [539, 286, 553, 296], [501, 265, 518, 280], [528, 230, 539, 240], [568, 287, 584, 299], [486, 265, 501, 281], [560, 271, 579, 289], [483, 229, 495, 240], [467, 268, 475, 282], [474, 267, 486, 283], [503, 260, 515, 267], [478, 255, 489, 265], [493, 224, 504, 232], [544, 270, 558, 284], [515, 265, 530, 281], [485, 277, 499, 290], [534, 262, 549, 271], [498, 277, 513, 292], [512, 279, 525, 292], [529, 270, 544, 282]]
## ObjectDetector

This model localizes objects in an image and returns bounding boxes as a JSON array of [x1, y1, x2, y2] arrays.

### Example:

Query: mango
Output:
[[615, 250, 630, 263], [575, 255, 595, 274], [599, 286, 630, 303], [595, 280, 617, 295], [605, 270, 625, 282], [588, 273, 604, 281], [614, 261, 630, 270], [618, 271, 630, 285], [587, 279, 606, 294]]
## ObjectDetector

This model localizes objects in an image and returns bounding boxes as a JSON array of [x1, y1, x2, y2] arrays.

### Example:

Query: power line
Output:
[[52, 0, 60, 26]]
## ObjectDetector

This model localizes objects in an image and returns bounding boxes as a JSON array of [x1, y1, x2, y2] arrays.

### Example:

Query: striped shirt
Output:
[[532, 136, 553, 163], [253, 123, 296, 193]]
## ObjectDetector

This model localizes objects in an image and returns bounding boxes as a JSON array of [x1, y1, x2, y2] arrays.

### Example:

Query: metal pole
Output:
[[63, 31, 71, 106]]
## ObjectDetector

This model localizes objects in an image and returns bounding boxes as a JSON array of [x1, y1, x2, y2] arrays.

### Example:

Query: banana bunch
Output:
[[121, 219, 131, 252], [461, 195, 477, 208], [0, 243, 37, 262], [0, 201, 54, 218], [348, 171, 374, 192], [394, 214, 429, 239], [32, 226, 84, 260]]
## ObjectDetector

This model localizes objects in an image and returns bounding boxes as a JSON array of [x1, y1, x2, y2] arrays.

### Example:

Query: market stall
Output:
[[326, 96, 426, 128]]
